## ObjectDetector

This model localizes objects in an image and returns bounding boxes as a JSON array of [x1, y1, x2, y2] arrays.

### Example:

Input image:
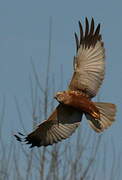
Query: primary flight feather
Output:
[[15, 18, 116, 148]]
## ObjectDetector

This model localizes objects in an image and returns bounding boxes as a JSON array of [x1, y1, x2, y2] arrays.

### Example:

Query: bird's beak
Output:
[[54, 92, 61, 99], [54, 93, 57, 99]]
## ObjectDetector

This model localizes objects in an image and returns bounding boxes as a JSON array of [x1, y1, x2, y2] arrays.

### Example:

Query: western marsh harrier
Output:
[[15, 18, 116, 147]]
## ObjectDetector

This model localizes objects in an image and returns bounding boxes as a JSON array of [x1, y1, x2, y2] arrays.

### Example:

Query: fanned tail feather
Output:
[[85, 102, 116, 133]]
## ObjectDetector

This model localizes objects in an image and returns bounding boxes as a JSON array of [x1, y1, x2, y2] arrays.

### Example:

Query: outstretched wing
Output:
[[69, 18, 105, 98], [15, 104, 83, 147]]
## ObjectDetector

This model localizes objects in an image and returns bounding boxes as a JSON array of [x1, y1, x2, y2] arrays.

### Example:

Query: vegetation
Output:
[[0, 19, 120, 180]]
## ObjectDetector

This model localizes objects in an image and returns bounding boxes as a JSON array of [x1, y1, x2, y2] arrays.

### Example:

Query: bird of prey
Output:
[[15, 18, 116, 148]]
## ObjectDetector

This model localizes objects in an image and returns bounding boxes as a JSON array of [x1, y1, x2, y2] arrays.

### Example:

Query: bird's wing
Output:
[[15, 104, 83, 147], [69, 18, 105, 98]]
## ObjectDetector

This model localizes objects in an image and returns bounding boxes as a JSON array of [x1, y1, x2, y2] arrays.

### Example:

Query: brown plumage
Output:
[[55, 91, 100, 119], [14, 18, 116, 147]]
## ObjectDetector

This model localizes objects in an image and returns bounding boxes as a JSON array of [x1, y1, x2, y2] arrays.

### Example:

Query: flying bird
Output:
[[14, 18, 116, 148]]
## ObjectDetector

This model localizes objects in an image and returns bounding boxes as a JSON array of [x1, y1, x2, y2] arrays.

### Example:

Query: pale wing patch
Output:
[[47, 122, 80, 144], [24, 120, 81, 147], [15, 105, 83, 147], [75, 41, 105, 97], [69, 18, 105, 98]]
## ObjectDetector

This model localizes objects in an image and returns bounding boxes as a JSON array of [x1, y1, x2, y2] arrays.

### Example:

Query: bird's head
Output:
[[54, 91, 70, 104]]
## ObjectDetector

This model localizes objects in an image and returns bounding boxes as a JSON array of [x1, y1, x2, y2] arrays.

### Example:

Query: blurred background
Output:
[[0, 0, 122, 179]]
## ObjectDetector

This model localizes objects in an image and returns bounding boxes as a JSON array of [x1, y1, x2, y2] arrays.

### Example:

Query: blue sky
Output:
[[0, 0, 122, 177]]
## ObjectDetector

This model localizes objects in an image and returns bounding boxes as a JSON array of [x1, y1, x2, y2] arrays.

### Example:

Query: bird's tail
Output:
[[85, 102, 116, 133]]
